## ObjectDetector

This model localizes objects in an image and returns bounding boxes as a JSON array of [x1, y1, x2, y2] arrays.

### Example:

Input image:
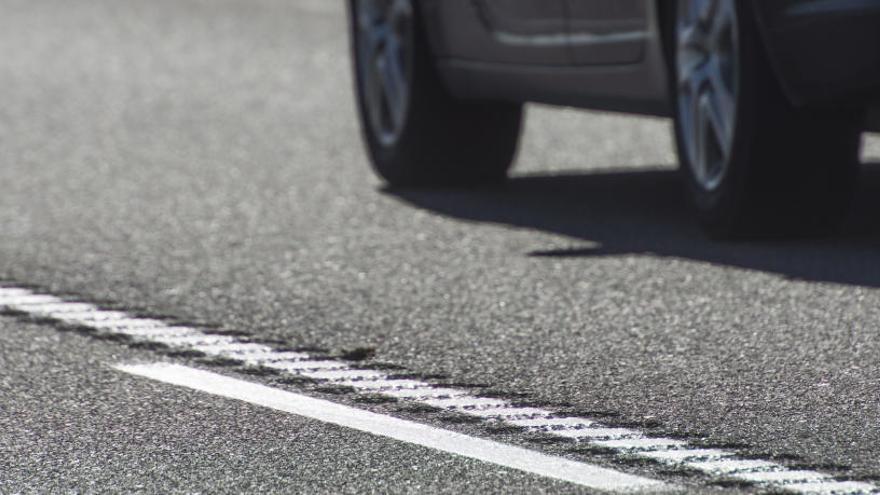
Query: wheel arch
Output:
[[746, 0, 880, 109], [653, 0, 797, 107], [347, 0, 448, 57], [411, 0, 451, 59]]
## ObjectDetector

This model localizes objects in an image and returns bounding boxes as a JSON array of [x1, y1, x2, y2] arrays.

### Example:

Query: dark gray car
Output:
[[347, 0, 880, 237]]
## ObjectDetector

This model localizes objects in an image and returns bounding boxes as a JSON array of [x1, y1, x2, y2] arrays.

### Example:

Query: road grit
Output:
[[1, 286, 876, 494]]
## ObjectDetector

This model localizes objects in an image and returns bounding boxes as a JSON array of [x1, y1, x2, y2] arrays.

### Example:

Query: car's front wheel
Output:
[[672, 0, 862, 238], [349, 0, 523, 187]]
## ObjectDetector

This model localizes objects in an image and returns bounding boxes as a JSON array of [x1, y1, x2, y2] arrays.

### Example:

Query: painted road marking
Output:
[[686, 458, 780, 475], [117, 363, 668, 493], [508, 417, 596, 429], [2, 285, 878, 495], [735, 470, 830, 485], [640, 449, 730, 463], [55, 310, 131, 322], [788, 482, 880, 495]]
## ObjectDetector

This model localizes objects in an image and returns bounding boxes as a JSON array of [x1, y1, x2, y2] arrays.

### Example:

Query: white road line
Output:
[[639, 449, 730, 463], [553, 428, 641, 441], [303, 369, 388, 381], [466, 407, 552, 419], [0, 294, 61, 305], [507, 417, 594, 429], [340, 380, 442, 391], [0, 288, 32, 296], [262, 360, 352, 372], [685, 458, 780, 475], [7, 302, 98, 314], [90, 318, 167, 330], [787, 482, 880, 494], [3, 285, 878, 495], [117, 363, 669, 493], [243, 351, 312, 363], [54, 310, 131, 322], [421, 397, 511, 410], [115, 326, 200, 338], [595, 438, 688, 451], [149, 334, 238, 346], [734, 470, 831, 484], [377, 387, 469, 399], [193, 343, 275, 356]]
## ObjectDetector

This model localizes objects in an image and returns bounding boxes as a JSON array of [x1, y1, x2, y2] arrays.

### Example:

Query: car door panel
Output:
[[566, 0, 649, 65], [432, 0, 670, 116], [475, 0, 567, 37], [419, 0, 570, 66]]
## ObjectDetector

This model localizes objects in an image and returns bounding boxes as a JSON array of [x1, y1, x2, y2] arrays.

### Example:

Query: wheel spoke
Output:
[[359, 19, 389, 56], [357, 0, 383, 34], [706, 0, 735, 47], [376, 36, 408, 130], [703, 91, 731, 161], [706, 59, 735, 148], [677, 24, 707, 62], [678, 51, 704, 89], [683, 0, 703, 25], [694, 94, 710, 184], [696, 0, 720, 25]]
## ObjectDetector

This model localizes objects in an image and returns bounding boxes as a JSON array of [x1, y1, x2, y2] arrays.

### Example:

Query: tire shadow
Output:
[[384, 164, 880, 288]]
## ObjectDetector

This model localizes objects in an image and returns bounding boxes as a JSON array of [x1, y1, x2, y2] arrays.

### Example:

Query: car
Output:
[[346, 0, 880, 238]]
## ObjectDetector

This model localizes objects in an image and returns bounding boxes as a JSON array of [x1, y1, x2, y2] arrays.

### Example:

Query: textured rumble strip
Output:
[[1, 286, 877, 495]]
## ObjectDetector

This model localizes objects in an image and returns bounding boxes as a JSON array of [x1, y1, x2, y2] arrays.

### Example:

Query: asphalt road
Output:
[[3, 0, 880, 493]]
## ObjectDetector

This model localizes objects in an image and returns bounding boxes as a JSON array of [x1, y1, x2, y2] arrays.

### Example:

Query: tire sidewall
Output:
[[350, 0, 442, 183], [672, 0, 758, 233], [349, 0, 411, 170]]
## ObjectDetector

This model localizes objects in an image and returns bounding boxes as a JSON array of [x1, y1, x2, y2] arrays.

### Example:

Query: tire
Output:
[[349, 0, 523, 187], [670, 0, 862, 238]]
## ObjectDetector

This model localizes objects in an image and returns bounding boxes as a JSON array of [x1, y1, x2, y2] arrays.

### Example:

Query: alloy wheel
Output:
[[676, 0, 740, 192], [355, 0, 415, 147]]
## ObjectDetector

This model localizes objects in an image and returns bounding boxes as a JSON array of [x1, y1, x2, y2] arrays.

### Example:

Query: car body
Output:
[[421, 0, 880, 120], [348, 0, 880, 237]]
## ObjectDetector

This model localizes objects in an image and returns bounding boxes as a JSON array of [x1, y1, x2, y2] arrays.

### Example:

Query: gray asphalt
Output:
[[2, 0, 880, 492], [0, 318, 598, 494]]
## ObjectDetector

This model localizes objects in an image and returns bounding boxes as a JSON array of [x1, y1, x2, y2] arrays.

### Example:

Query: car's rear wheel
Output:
[[672, 0, 861, 238], [350, 0, 523, 187]]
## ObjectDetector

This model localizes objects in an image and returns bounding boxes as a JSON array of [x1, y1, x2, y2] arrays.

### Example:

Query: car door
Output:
[[565, 0, 650, 65], [472, 0, 569, 64], [425, 0, 570, 66], [474, 0, 567, 39]]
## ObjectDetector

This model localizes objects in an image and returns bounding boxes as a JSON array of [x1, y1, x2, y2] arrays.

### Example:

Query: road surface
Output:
[[3, 0, 880, 493]]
